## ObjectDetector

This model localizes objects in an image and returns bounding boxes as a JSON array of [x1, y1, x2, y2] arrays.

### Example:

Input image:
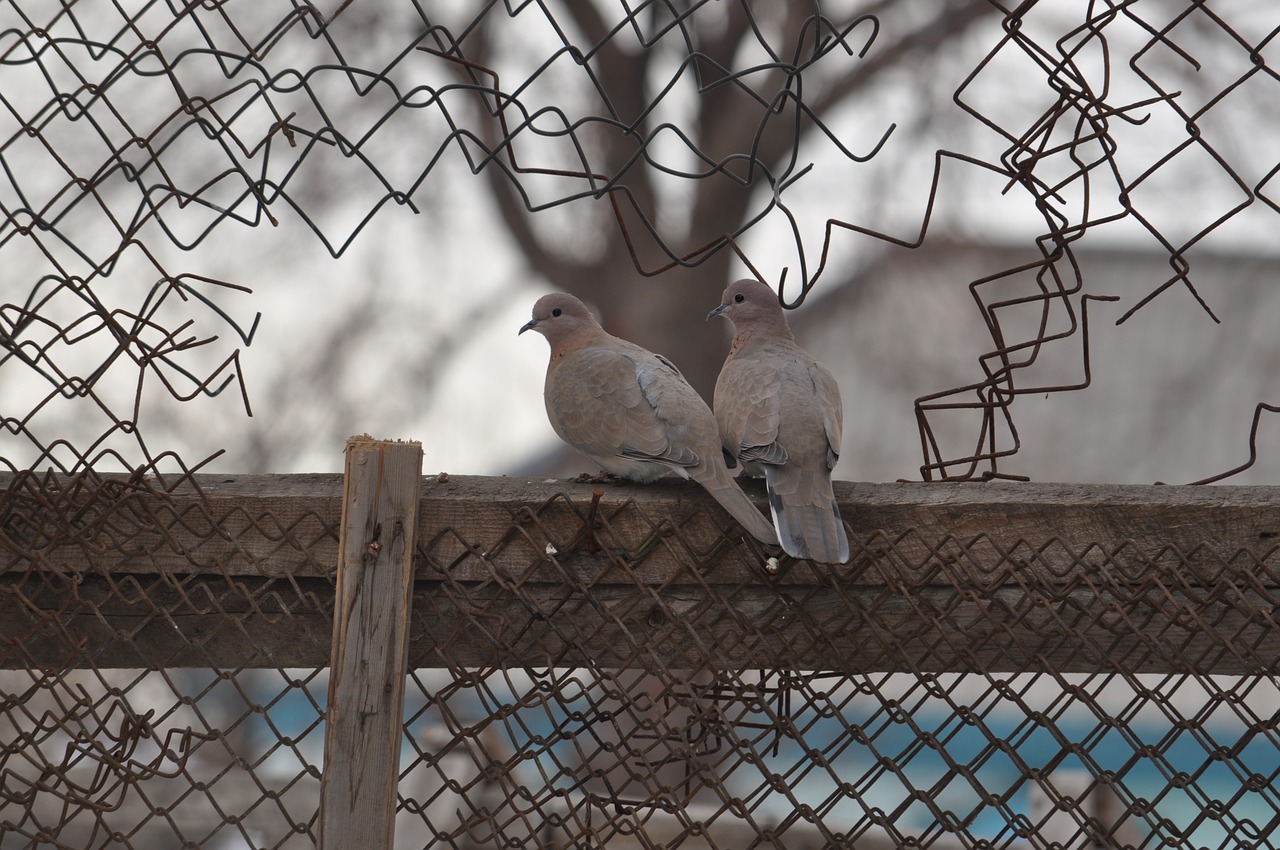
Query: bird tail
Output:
[[691, 463, 779, 546], [763, 466, 849, 564]]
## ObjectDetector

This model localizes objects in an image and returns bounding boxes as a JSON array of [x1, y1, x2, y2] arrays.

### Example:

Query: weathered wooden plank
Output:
[[5, 473, 1280, 675], [5, 473, 1280, 585], [0, 472, 342, 579], [5, 572, 1276, 675], [0, 573, 334, 669], [413, 581, 1280, 675], [320, 438, 422, 850]]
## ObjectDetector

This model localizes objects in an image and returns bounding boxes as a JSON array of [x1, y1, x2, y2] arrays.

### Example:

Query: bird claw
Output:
[[575, 470, 622, 484]]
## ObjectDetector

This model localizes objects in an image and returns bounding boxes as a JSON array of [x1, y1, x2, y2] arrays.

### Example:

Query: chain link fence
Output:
[[4, 2, 1280, 849], [6, 472, 1280, 848]]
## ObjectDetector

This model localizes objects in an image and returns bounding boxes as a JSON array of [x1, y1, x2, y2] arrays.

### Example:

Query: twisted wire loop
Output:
[[2, 2, 1274, 486], [895, 5, 1280, 481], [2, 2, 1280, 848]]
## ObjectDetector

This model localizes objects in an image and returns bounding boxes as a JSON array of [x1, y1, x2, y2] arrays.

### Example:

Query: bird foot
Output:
[[575, 470, 623, 484]]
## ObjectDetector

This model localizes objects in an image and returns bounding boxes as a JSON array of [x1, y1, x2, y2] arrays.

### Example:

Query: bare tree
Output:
[[436, 1, 997, 397], [13, 1, 1277, 483]]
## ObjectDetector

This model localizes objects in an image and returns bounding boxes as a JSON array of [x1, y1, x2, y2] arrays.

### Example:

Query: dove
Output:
[[520, 292, 778, 546], [708, 279, 849, 563]]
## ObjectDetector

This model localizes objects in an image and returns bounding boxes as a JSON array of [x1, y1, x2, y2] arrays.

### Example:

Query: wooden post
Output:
[[319, 437, 423, 849]]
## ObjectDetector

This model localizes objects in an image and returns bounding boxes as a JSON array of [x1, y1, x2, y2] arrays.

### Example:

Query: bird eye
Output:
[[734, 293, 745, 303], [552, 308, 562, 317]]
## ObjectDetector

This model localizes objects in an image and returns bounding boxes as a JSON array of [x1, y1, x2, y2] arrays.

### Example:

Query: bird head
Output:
[[519, 292, 598, 347], [707, 278, 790, 336]]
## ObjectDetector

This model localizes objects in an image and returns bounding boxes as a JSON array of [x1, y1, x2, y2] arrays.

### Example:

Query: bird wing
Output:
[[716, 348, 789, 466], [809, 359, 843, 469], [547, 346, 699, 468]]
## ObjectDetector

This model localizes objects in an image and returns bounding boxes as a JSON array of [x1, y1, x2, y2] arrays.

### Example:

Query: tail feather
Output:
[[692, 463, 778, 546], [764, 467, 849, 564]]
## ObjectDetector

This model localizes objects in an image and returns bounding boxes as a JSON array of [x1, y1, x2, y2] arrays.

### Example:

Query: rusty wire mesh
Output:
[[4, 2, 1280, 849], [5, 474, 1280, 848], [401, 481, 1280, 850]]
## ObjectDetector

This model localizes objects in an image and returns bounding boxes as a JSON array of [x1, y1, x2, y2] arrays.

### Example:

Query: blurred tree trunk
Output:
[[462, 0, 995, 399]]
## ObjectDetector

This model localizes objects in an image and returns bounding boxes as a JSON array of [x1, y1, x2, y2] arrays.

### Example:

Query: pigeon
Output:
[[521, 292, 778, 546], [708, 279, 849, 563]]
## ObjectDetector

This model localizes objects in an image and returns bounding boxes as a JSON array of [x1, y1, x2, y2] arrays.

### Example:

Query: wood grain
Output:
[[4, 473, 1280, 674], [319, 439, 422, 850]]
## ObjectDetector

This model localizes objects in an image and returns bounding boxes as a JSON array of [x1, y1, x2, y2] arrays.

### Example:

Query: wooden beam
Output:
[[7, 473, 1280, 580], [3, 474, 1280, 674], [319, 438, 422, 850]]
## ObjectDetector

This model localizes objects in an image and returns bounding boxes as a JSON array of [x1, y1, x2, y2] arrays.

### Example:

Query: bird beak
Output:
[[518, 318, 538, 335], [706, 304, 727, 321]]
